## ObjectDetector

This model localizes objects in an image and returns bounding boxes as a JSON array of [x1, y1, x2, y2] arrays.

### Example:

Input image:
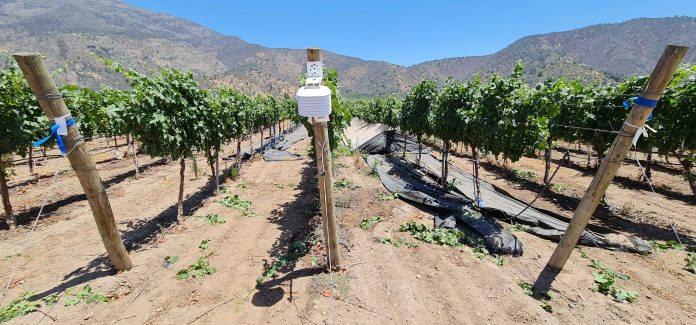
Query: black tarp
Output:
[[263, 125, 307, 161], [367, 155, 523, 256], [360, 129, 652, 254], [358, 129, 430, 155]]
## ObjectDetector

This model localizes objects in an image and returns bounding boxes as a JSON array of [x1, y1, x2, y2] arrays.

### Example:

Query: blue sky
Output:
[[124, 0, 695, 66]]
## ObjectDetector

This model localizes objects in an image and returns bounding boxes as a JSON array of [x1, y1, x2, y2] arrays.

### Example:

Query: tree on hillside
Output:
[[401, 79, 437, 165], [302, 68, 352, 151], [0, 62, 45, 228], [103, 59, 209, 222], [215, 87, 251, 177], [652, 66, 696, 198]]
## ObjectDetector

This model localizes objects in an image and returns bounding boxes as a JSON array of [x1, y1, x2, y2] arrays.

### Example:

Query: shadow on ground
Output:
[[252, 160, 321, 307]]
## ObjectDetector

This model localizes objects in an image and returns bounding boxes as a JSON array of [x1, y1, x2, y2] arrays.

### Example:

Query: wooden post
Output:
[[546, 45, 688, 271], [308, 48, 341, 269], [14, 53, 133, 271]]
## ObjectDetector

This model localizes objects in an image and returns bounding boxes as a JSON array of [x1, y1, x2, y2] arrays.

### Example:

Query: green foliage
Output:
[[518, 281, 553, 313], [302, 68, 352, 150], [399, 221, 463, 247], [588, 260, 637, 303], [334, 178, 358, 191], [102, 58, 209, 161], [63, 285, 109, 306], [507, 223, 530, 232], [177, 256, 216, 280], [402, 79, 437, 141], [0, 292, 40, 322], [518, 281, 535, 296], [359, 215, 383, 230], [42, 293, 59, 307], [195, 213, 225, 225], [378, 237, 419, 248], [685, 252, 696, 274], [0, 62, 45, 158], [375, 190, 398, 201], [198, 239, 209, 251], [164, 255, 179, 265], [650, 240, 683, 251], [510, 169, 536, 182], [469, 247, 489, 259], [217, 191, 252, 211], [257, 240, 310, 286], [549, 183, 569, 193]]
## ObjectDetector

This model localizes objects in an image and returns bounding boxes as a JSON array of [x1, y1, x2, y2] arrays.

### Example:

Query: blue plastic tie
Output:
[[475, 196, 484, 208], [33, 118, 76, 155], [623, 97, 657, 121]]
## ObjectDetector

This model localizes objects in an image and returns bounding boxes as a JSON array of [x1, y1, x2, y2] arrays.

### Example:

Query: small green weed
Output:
[[378, 237, 419, 248], [333, 144, 353, 158], [549, 183, 569, 193], [218, 194, 252, 210], [195, 213, 226, 225], [229, 167, 239, 180], [399, 222, 463, 247], [517, 281, 553, 313], [447, 178, 460, 190], [334, 178, 359, 191], [518, 281, 534, 296], [303, 200, 321, 218], [42, 293, 60, 307], [375, 190, 398, 201], [650, 240, 683, 251], [177, 256, 216, 280], [64, 285, 108, 306], [368, 161, 382, 179], [494, 256, 505, 266], [218, 191, 256, 218], [507, 223, 529, 232], [163, 255, 179, 268], [2, 253, 20, 261], [685, 252, 696, 274], [359, 216, 383, 230], [0, 292, 41, 322], [469, 247, 488, 259], [588, 259, 637, 303], [511, 169, 536, 182], [198, 239, 210, 251], [311, 256, 320, 267], [235, 182, 248, 188], [257, 240, 310, 286], [578, 249, 589, 259]]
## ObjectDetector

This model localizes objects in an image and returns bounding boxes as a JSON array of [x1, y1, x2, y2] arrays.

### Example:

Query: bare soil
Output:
[[1, 127, 695, 324]]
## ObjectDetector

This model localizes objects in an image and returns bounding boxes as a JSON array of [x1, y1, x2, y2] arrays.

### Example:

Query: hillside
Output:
[[0, 0, 694, 97]]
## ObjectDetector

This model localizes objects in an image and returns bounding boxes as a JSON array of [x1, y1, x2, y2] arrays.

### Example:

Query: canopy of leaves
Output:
[[103, 58, 209, 159], [0, 62, 45, 157]]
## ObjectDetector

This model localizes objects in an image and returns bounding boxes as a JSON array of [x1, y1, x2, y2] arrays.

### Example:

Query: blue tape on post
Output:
[[634, 97, 659, 108], [623, 97, 657, 121], [32, 118, 76, 155]]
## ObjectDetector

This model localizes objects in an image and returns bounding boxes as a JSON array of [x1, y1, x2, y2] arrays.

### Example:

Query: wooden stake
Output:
[[14, 53, 133, 271], [307, 48, 341, 269], [546, 45, 688, 271]]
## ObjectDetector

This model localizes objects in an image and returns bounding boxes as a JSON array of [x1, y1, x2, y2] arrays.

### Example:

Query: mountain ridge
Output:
[[0, 0, 694, 97]]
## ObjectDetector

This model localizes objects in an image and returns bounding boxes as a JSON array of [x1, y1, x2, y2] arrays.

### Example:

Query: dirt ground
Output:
[[1, 123, 695, 324]]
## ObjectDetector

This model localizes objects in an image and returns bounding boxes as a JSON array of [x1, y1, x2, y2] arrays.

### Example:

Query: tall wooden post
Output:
[[14, 53, 133, 271], [546, 45, 688, 271], [307, 48, 341, 269]]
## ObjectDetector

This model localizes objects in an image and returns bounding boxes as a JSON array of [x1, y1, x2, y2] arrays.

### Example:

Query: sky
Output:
[[123, 0, 696, 66]]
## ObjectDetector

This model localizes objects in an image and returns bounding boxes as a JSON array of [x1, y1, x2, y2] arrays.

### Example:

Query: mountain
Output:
[[1, 0, 694, 97]]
